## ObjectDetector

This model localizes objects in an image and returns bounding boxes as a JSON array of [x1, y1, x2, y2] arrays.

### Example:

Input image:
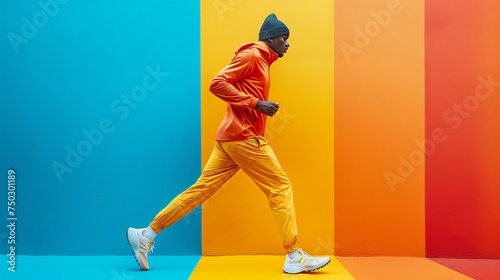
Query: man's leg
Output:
[[150, 141, 239, 232], [220, 137, 298, 252], [220, 137, 330, 274], [127, 141, 239, 270]]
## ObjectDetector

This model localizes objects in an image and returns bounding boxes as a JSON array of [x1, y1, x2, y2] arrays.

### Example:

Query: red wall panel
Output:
[[425, 0, 500, 258]]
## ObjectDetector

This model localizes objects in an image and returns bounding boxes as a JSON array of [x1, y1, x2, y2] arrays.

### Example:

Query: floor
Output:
[[2, 255, 499, 279]]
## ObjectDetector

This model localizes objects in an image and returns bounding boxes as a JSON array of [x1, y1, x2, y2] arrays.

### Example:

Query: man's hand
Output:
[[255, 100, 280, 117]]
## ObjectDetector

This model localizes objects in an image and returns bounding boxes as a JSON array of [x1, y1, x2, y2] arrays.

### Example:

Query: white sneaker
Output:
[[283, 249, 330, 274], [126, 227, 154, 270]]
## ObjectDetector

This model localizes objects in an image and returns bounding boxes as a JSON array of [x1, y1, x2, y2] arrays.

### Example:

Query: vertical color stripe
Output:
[[334, 0, 425, 256], [425, 0, 500, 258], [201, 1, 334, 255]]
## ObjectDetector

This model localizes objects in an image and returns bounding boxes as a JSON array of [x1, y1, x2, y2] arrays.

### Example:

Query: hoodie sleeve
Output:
[[209, 49, 260, 108]]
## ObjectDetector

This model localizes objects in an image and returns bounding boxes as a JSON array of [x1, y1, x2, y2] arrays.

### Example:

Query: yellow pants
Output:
[[149, 137, 299, 253]]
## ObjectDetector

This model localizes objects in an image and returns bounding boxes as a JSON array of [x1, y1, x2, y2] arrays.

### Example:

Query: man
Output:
[[127, 14, 330, 274]]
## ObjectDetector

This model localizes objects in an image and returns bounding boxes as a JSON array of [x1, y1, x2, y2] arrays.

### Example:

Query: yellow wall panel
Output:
[[201, 0, 334, 255]]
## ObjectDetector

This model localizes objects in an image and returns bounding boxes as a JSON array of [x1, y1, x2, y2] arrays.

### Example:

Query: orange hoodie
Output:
[[209, 41, 279, 141]]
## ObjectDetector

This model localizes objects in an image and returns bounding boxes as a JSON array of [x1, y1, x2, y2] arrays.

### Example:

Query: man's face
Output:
[[267, 35, 290, 58]]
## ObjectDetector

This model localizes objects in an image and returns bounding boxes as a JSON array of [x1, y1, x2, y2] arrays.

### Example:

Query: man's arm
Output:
[[209, 49, 280, 117], [209, 50, 260, 108]]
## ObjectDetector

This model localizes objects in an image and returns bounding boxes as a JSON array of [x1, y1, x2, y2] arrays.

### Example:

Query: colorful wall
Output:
[[335, 0, 500, 259], [335, 0, 500, 258], [1, 0, 499, 260]]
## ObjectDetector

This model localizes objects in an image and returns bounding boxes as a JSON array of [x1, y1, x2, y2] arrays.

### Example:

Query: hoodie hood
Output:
[[235, 41, 279, 65]]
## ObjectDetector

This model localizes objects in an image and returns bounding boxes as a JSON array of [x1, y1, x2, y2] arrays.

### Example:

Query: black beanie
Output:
[[258, 14, 289, 41]]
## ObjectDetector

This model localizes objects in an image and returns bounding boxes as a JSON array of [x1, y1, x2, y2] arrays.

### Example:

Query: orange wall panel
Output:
[[334, 0, 425, 256]]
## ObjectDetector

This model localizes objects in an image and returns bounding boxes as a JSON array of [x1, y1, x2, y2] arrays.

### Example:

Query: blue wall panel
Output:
[[1, 0, 201, 255]]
